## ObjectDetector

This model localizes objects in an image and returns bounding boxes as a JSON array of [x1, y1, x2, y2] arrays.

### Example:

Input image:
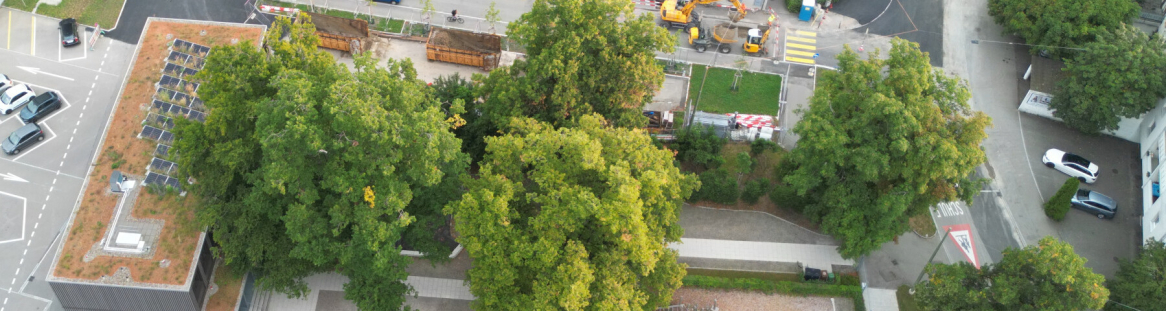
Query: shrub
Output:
[[785, 0, 802, 13], [674, 125, 726, 170], [838, 273, 860, 286], [691, 168, 738, 204], [770, 184, 812, 213], [742, 178, 771, 204], [1044, 177, 1079, 221], [750, 139, 778, 156]]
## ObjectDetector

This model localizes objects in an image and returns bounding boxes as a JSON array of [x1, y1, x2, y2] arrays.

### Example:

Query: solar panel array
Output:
[[136, 38, 214, 193]]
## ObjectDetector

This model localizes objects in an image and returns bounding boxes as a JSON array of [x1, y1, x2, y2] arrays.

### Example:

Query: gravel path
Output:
[[670, 288, 852, 311]]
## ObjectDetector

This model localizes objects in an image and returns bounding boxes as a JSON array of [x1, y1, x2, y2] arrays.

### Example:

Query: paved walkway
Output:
[[862, 288, 901, 311], [262, 273, 473, 311], [670, 238, 854, 273]]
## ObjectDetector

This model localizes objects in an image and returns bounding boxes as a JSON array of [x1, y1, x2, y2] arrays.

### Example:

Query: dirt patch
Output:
[[53, 21, 263, 285], [305, 12, 368, 38], [671, 287, 847, 310], [428, 28, 501, 53], [204, 264, 245, 311]]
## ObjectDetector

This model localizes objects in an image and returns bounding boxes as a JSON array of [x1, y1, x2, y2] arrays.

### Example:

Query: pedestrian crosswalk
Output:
[[784, 29, 817, 65]]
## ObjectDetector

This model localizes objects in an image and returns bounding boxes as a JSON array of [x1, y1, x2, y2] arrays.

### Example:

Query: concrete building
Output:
[[44, 18, 267, 311], [1136, 99, 1166, 244]]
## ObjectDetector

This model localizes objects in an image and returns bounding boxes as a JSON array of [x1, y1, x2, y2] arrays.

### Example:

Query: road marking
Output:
[[787, 42, 816, 50], [29, 16, 33, 56], [16, 66, 76, 81], [0, 191, 27, 245], [795, 30, 817, 36], [786, 56, 815, 64], [6, 11, 10, 49], [787, 36, 816, 43], [787, 50, 815, 57], [0, 173, 27, 183]]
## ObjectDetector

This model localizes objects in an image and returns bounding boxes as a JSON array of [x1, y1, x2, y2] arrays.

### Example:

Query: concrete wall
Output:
[[1139, 98, 1166, 244], [50, 280, 201, 311]]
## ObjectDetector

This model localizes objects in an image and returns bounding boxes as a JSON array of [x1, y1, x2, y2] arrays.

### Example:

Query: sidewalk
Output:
[[670, 238, 853, 273], [261, 272, 473, 311]]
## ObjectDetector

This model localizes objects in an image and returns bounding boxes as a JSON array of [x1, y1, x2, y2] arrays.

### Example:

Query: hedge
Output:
[[683, 275, 865, 311], [691, 168, 739, 204], [1044, 177, 1079, 221], [741, 178, 771, 204]]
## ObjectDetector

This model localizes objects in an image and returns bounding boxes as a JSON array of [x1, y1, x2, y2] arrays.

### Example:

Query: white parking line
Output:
[[0, 191, 27, 245], [59, 30, 88, 62]]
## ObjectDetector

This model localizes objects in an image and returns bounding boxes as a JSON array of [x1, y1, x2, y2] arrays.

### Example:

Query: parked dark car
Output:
[[372, 0, 401, 4], [19, 91, 61, 123], [1070, 188, 1118, 219], [2, 123, 44, 155], [60, 18, 80, 47]]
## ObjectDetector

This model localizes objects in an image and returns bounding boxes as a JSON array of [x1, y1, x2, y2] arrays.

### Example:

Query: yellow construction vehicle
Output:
[[660, 0, 748, 29], [742, 26, 772, 55]]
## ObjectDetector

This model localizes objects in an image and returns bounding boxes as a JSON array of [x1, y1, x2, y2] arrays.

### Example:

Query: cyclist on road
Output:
[[452, 10, 458, 18]]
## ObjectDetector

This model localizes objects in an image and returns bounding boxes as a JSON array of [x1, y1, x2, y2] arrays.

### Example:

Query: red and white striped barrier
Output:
[[727, 113, 775, 129], [635, 0, 660, 7], [259, 5, 300, 14]]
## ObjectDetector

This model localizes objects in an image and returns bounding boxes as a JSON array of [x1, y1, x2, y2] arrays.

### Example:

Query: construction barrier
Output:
[[259, 5, 300, 14]]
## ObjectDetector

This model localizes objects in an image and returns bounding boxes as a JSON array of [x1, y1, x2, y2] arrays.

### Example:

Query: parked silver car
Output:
[[1070, 188, 1117, 219]]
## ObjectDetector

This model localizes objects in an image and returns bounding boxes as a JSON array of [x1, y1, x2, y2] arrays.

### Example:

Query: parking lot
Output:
[[1022, 115, 1142, 278], [0, 7, 137, 311]]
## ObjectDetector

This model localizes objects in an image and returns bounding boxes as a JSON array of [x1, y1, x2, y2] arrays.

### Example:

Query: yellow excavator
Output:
[[688, 18, 772, 55], [660, 0, 748, 29]]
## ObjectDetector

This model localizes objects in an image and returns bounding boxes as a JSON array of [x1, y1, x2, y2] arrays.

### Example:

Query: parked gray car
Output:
[[2, 122, 44, 155], [1070, 188, 1117, 219]]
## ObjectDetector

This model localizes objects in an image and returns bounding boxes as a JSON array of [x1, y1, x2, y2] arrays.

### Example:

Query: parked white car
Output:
[[0, 74, 13, 94], [1042, 148, 1100, 183], [1, 84, 34, 115]]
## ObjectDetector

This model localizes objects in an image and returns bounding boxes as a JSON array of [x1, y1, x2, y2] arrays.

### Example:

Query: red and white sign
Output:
[[259, 5, 300, 14], [726, 113, 775, 129], [943, 224, 980, 269]]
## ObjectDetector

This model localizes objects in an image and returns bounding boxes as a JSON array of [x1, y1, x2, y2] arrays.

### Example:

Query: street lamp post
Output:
[[910, 227, 951, 295]]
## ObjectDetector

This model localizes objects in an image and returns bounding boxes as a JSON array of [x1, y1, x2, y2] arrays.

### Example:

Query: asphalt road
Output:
[[838, 0, 944, 67], [0, 8, 135, 311]]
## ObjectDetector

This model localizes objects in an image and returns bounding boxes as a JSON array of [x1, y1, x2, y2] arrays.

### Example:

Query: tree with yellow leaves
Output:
[[915, 236, 1109, 310]]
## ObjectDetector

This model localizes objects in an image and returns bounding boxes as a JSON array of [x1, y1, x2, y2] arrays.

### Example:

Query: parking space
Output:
[[0, 7, 137, 310], [1022, 115, 1142, 278]]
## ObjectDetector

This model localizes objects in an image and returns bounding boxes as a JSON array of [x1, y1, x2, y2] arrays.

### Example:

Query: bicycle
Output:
[[446, 15, 465, 24]]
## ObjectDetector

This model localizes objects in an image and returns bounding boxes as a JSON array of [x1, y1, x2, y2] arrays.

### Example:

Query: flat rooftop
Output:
[[47, 18, 265, 289]]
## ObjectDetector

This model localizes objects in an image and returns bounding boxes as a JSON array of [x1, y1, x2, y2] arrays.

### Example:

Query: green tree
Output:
[[783, 39, 992, 259], [477, 0, 676, 129], [1043, 177, 1078, 221], [445, 114, 697, 310], [691, 168, 738, 204], [1106, 239, 1166, 310], [173, 14, 468, 310], [431, 73, 495, 164], [917, 237, 1109, 310], [987, 0, 1137, 56], [485, 1, 501, 34], [1050, 24, 1166, 134], [672, 125, 726, 170]]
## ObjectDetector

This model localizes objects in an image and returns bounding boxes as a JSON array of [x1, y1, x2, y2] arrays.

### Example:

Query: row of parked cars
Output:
[[0, 74, 61, 155], [1042, 148, 1118, 219]]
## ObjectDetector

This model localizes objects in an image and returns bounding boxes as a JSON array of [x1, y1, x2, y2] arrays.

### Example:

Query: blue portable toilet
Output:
[[799, 0, 815, 21]]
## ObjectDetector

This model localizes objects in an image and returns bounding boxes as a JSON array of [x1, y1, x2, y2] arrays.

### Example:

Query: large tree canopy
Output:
[[783, 39, 991, 259], [1105, 239, 1166, 311], [987, 0, 1137, 56], [446, 114, 697, 310], [173, 14, 467, 310], [1051, 24, 1166, 134], [476, 0, 675, 129], [916, 237, 1109, 310]]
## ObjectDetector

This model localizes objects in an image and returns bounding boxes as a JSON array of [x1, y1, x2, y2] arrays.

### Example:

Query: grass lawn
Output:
[[324, 8, 356, 20], [687, 267, 801, 283], [719, 142, 785, 182], [370, 17, 404, 33], [688, 64, 782, 115], [2, 0, 38, 11], [909, 211, 938, 237], [32, 0, 126, 28], [897, 285, 923, 311]]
